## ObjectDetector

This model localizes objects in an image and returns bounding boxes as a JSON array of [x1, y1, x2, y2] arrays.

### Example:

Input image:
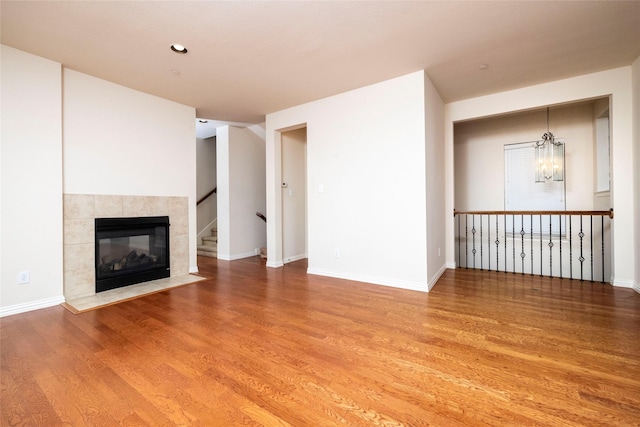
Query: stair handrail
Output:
[[453, 209, 613, 218], [197, 187, 217, 206]]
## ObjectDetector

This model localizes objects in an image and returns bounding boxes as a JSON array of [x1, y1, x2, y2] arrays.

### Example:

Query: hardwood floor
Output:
[[2, 257, 640, 426]]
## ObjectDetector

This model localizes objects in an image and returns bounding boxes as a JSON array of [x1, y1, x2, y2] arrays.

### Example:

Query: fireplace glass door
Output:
[[95, 216, 170, 293]]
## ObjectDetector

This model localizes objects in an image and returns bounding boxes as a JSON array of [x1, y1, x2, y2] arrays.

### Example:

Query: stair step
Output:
[[197, 243, 217, 258], [200, 244, 217, 250], [197, 250, 217, 258], [198, 226, 217, 257]]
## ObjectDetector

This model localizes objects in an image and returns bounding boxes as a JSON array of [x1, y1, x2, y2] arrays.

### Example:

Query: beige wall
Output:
[[454, 101, 599, 211], [633, 56, 640, 293], [424, 73, 447, 288], [266, 71, 444, 292], [1, 45, 64, 316], [62, 69, 197, 273], [216, 126, 267, 260]]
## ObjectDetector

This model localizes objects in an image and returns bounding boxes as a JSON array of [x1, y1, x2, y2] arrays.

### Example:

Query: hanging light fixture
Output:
[[535, 107, 564, 182]]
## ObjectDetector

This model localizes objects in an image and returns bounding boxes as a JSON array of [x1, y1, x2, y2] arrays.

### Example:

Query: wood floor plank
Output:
[[2, 257, 640, 426]]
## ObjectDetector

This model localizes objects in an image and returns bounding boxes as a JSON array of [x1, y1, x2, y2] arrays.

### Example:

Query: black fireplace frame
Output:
[[95, 216, 170, 293]]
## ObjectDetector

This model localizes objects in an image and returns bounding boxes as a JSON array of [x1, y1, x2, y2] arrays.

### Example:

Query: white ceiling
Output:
[[195, 119, 254, 139], [2, 1, 639, 124]]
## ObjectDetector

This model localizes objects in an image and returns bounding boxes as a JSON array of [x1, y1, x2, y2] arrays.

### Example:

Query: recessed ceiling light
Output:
[[479, 64, 489, 71], [171, 44, 188, 54]]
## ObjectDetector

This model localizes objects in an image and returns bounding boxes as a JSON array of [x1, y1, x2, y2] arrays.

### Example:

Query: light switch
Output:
[[318, 184, 324, 193]]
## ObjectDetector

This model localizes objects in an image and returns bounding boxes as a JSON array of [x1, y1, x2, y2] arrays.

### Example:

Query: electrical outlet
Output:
[[334, 249, 340, 258], [17, 270, 30, 284]]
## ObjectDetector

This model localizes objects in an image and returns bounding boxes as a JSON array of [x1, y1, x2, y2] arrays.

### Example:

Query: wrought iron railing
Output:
[[453, 209, 613, 283]]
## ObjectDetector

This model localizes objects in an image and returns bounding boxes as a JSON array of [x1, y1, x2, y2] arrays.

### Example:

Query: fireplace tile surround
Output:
[[63, 194, 190, 300]]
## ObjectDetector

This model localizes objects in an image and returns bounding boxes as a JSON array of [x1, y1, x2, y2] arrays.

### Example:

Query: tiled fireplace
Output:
[[63, 194, 189, 300]]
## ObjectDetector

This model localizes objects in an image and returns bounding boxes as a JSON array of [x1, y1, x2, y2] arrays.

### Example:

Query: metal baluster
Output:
[[457, 214, 460, 268], [465, 215, 468, 269], [530, 215, 534, 275], [601, 215, 605, 283], [579, 216, 585, 281], [548, 215, 553, 277], [480, 215, 483, 269], [488, 215, 491, 272], [590, 215, 594, 281], [520, 214, 525, 274], [569, 216, 573, 280], [504, 215, 507, 273], [472, 215, 477, 269], [495, 215, 499, 272], [512, 215, 516, 273], [559, 214, 563, 278], [539, 215, 543, 276]]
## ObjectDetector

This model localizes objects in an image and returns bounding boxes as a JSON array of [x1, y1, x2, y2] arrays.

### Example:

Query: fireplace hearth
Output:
[[95, 216, 170, 293]]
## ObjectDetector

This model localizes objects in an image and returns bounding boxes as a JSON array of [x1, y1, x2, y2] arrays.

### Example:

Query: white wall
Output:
[[266, 71, 439, 291], [445, 67, 636, 287], [63, 69, 197, 273], [1, 46, 65, 315], [281, 127, 307, 263], [196, 136, 217, 237], [633, 56, 640, 293], [454, 102, 597, 210], [424, 74, 447, 288], [216, 126, 266, 260]]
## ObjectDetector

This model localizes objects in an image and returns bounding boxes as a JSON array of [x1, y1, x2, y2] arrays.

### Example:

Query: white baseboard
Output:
[[613, 278, 635, 288], [633, 282, 640, 295], [0, 295, 66, 318], [189, 266, 199, 274], [307, 268, 430, 293], [283, 253, 307, 264], [217, 251, 259, 261], [446, 261, 457, 269], [427, 264, 448, 291], [266, 260, 284, 268]]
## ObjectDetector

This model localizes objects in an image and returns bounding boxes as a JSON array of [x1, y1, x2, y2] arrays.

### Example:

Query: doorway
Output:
[[281, 127, 307, 263]]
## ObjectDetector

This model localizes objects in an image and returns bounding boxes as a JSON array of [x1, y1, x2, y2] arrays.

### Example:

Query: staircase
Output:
[[197, 227, 217, 258]]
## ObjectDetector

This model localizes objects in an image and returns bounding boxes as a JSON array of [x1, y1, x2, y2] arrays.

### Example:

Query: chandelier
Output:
[[535, 108, 564, 182]]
